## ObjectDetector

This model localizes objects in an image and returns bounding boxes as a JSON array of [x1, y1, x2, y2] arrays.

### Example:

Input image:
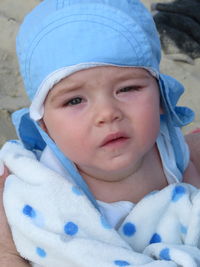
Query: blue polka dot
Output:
[[123, 222, 136, 237], [64, 221, 78, 236], [149, 233, 162, 244], [100, 215, 112, 229], [159, 248, 171, 261], [171, 185, 186, 202], [22, 205, 45, 228], [23, 205, 36, 218], [36, 247, 46, 258], [180, 224, 187, 234], [114, 260, 130, 266], [72, 186, 84, 196]]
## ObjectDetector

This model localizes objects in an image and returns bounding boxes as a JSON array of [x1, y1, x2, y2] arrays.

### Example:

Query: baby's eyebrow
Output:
[[49, 84, 83, 102]]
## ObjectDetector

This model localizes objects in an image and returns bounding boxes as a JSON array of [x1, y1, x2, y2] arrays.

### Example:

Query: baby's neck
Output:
[[79, 145, 168, 203]]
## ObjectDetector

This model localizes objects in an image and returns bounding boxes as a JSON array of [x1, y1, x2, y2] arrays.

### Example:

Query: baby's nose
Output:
[[94, 100, 123, 126]]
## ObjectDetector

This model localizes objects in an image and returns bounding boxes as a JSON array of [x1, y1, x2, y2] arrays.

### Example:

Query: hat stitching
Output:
[[56, 0, 65, 10]]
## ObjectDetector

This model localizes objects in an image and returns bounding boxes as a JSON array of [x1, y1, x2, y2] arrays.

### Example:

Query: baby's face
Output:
[[41, 66, 160, 181]]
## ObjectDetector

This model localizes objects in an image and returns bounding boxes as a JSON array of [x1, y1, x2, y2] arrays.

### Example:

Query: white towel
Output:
[[1, 141, 200, 266]]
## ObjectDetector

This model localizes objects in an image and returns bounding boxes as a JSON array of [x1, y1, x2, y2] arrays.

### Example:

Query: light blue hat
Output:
[[16, 0, 194, 125], [17, 0, 160, 100], [13, 0, 194, 209]]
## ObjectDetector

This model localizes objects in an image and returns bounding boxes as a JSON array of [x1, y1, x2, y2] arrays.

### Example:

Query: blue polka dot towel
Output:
[[1, 142, 200, 266]]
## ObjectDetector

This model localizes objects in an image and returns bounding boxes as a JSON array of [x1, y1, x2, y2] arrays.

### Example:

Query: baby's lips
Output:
[[100, 132, 129, 147]]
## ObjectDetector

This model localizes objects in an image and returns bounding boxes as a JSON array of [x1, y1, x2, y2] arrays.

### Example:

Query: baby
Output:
[[1, 0, 200, 266]]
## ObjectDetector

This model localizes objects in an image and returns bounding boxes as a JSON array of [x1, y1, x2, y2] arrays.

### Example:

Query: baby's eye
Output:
[[65, 97, 83, 106], [117, 86, 140, 93]]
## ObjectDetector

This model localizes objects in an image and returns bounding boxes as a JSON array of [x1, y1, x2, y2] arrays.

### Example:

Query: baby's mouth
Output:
[[100, 132, 129, 147]]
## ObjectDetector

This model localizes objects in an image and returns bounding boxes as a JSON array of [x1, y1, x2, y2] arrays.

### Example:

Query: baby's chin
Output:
[[81, 162, 142, 183]]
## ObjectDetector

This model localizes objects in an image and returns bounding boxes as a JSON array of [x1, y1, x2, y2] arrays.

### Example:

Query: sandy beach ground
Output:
[[0, 0, 200, 146]]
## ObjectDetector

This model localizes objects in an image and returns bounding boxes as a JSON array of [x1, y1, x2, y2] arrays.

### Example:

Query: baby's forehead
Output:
[[49, 66, 153, 93]]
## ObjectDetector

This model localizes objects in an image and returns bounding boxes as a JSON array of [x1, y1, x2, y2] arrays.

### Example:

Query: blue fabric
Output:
[[13, 0, 195, 207], [12, 109, 46, 152], [17, 0, 161, 100]]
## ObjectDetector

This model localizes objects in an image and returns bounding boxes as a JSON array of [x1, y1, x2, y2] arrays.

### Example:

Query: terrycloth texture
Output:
[[1, 141, 200, 267]]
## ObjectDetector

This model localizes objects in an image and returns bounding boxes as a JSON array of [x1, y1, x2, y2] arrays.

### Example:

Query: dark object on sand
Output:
[[152, 0, 200, 63]]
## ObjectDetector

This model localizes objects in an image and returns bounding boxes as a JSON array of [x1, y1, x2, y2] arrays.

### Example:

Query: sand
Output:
[[0, 0, 200, 146]]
